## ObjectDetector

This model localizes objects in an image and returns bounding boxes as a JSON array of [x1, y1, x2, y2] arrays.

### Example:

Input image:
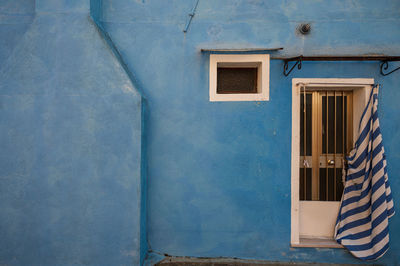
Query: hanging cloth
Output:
[[334, 84, 395, 260]]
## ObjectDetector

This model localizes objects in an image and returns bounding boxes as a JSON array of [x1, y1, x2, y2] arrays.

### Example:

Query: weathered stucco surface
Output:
[[1, 0, 400, 265], [0, 0, 144, 265], [99, 0, 400, 265]]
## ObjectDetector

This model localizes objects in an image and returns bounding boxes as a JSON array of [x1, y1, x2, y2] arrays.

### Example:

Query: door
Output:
[[299, 89, 353, 239]]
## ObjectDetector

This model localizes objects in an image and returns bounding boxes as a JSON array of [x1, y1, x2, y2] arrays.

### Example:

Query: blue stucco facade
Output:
[[0, 0, 145, 265], [1, 0, 400, 265]]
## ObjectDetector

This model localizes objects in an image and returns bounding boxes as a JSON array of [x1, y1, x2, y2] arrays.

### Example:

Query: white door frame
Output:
[[291, 78, 374, 245]]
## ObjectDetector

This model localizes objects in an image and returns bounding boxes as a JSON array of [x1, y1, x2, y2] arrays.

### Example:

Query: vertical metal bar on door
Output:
[[312, 91, 319, 201], [342, 91, 346, 189], [334, 91, 337, 200], [342, 91, 345, 194], [326, 90, 329, 201]]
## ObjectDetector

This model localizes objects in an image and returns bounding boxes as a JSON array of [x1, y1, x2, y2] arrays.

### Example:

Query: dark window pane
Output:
[[300, 94, 312, 156], [217, 67, 257, 94], [328, 96, 335, 153], [336, 168, 344, 201], [300, 168, 312, 201], [322, 96, 327, 154], [328, 168, 335, 201], [336, 96, 344, 154], [306, 95, 312, 156], [305, 168, 312, 200], [323, 95, 340, 154], [300, 170, 305, 200], [319, 168, 327, 201], [319, 168, 343, 201]]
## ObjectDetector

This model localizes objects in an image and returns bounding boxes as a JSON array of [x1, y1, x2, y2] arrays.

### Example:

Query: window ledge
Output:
[[291, 238, 343, 248]]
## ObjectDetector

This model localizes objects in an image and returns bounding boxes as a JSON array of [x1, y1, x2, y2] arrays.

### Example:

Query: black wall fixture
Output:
[[298, 24, 311, 35]]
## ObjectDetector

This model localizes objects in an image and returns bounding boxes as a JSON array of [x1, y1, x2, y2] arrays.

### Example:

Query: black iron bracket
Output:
[[380, 61, 400, 76], [278, 55, 400, 77], [284, 56, 302, 76]]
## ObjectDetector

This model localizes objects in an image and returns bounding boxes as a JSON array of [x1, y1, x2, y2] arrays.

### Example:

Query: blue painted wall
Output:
[[0, 0, 145, 265], [98, 0, 400, 265], [0, 0, 34, 65], [1, 0, 400, 265]]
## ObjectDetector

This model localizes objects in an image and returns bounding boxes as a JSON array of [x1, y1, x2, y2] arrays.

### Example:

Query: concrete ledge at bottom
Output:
[[155, 256, 381, 266], [291, 237, 343, 248]]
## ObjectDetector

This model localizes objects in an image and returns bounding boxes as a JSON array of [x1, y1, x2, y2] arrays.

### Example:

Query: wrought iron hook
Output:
[[380, 61, 400, 76], [283, 56, 302, 76]]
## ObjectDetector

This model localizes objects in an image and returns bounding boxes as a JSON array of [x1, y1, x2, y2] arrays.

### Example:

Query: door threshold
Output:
[[292, 237, 343, 248]]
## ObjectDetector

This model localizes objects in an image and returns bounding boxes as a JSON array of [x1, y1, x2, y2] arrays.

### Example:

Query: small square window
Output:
[[209, 54, 269, 101]]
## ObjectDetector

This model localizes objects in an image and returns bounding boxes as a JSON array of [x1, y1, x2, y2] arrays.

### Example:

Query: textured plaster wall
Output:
[[1, 0, 400, 265], [98, 0, 400, 265], [0, 0, 34, 65], [0, 0, 144, 265]]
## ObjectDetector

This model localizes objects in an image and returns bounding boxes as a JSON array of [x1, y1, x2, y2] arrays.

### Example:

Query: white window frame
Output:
[[291, 78, 374, 247], [209, 54, 269, 102]]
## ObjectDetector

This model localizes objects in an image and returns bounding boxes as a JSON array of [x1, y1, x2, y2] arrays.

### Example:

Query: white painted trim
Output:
[[209, 54, 270, 101], [292, 78, 374, 87], [291, 79, 301, 244], [291, 78, 374, 246]]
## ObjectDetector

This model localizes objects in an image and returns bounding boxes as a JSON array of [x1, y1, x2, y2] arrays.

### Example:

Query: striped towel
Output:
[[334, 85, 395, 260]]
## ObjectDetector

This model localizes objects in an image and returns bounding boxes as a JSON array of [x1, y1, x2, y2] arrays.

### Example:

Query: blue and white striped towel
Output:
[[334, 85, 395, 260]]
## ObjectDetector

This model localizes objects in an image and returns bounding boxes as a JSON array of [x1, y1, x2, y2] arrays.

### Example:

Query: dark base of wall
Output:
[[156, 257, 379, 266]]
